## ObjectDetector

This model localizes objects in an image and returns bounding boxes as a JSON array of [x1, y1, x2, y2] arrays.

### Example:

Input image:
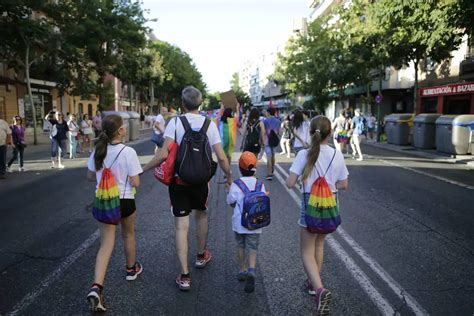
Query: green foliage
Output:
[[275, 0, 465, 110], [149, 40, 206, 108], [202, 92, 221, 110]]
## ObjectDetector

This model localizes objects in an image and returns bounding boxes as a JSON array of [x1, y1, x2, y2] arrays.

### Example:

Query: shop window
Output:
[[78, 103, 84, 117], [421, 98, 438, 113], [443, 98, 470, 114], [0, 96, 5, 120]]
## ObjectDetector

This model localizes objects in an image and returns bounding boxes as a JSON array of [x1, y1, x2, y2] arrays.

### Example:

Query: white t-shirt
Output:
[[67, 120, 79, 136], [163, 113, 221, 148], [87, 144, 143, 199], [153, 114, 166, 135], [0, 119, 11, 145], [293, 121, 310, 148], [226, 177, 267, 234], [81, 120, 93, 135], [289, 145, 349, 192]]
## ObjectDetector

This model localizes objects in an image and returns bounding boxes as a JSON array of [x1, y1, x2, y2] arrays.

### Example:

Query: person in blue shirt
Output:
[[263, 108, 281, 180], [350, 108, 365, 161]]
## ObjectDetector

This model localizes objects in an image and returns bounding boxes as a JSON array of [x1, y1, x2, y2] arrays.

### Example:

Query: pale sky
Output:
[[142, 0, 311, 92]]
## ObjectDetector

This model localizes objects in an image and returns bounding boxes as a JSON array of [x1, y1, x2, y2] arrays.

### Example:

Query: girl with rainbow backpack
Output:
[[86, 114, 143, 312], [286, 116, 349, 316]]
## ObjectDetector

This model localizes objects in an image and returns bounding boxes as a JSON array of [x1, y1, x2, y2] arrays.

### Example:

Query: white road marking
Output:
[[373, 157, 474, 190], [272, 169, 395, 315], [10, 230, 100, 314], [274, 163, 428, 315]]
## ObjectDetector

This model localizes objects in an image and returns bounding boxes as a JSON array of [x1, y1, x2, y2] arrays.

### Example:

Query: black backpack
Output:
[[244, 122, 261, 152], [176, 116, 213, 185], [268, 129, 280, 147]]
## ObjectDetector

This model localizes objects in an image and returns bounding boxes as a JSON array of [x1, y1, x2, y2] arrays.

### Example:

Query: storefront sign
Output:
[[420, 82, 474, 97]]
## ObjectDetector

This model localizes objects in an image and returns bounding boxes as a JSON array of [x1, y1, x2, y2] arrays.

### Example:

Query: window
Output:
[[88, 104, 93, 117]]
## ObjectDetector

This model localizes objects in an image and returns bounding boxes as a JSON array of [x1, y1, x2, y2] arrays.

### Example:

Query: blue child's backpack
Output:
[[234, 178, 271, 230]]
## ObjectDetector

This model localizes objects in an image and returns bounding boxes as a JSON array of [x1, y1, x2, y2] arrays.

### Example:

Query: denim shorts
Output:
[[264, 145, 277, 156], [234, 233, 260, 252], [299, 192, 339, 228]]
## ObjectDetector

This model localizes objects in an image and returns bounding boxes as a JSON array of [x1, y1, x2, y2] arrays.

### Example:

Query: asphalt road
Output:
[[0, 138, 473, 315]]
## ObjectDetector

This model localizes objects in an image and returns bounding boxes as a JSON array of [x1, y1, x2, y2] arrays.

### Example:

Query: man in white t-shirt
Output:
[[152, 107, 167, 151], [0, 119, 12, 179], [143, 86, 232, 291]]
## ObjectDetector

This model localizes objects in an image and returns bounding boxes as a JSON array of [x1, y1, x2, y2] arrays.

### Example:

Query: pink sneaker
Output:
[[315, 287, 332, 316], [304, 279, 316, 296], [176, 274, 191, 291], [195, 249, 212, 268]]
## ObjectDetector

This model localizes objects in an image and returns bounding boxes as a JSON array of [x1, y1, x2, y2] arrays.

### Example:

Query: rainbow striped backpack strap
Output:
[[304, 149, 341, 234], [92, 146, 126, 225]]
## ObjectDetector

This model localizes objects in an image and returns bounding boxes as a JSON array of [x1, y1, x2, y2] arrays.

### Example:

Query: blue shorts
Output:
[[299, 192, 339, 228], [265, 145, 277, 156], [234, 233, 260, 252]]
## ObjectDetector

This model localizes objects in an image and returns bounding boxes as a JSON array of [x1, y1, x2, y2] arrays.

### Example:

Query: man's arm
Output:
[[213, 143, 232, 185], [142, 137, 173, 172]]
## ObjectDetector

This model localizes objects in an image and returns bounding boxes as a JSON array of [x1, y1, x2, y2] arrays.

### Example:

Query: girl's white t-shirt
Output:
[[289, 145, 349, 192], [293, 120, 310, 148], [226, 176, 266, 234], [87, 144, 143, 199]]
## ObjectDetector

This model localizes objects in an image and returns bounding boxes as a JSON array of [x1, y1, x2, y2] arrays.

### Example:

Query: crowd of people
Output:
[[84, 85, 353, 315]]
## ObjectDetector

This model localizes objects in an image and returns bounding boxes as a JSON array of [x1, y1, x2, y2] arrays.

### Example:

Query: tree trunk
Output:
[[413, 59, 418, 113], [25, 45, 38, 145], [367, 83, 372, 115]]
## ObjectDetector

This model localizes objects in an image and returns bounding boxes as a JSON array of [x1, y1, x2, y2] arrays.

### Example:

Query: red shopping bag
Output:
[[154, 141, 178, 185]]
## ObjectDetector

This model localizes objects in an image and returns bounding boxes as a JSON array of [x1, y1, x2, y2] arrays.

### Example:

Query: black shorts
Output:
[[169, 182, 209, 217], [120, 199, 136, 218]]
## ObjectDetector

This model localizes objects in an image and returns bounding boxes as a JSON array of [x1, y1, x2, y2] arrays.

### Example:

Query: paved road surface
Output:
[[1, 139, 473, 315]]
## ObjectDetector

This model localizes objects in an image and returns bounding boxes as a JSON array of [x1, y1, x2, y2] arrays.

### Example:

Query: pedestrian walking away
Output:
[[81, 114, 95, 153], [86, 114, 143, 312], [217, 102, 240, 166], [151, 107, 167, 152], [350, 108, 365, 161], [241, 108, 265, 159], [67, 114, 80, 159], [226, 151, 269, 293], [46, 112, 68, 169], [93, 110, 102, 138], [143, 86, 232, 292], [0, 118, 12, 179], [286, 115, 349, 316], [366, 113, 376, 140], [7, 116, 27, 173], [291, 110, 310, 155], [263, 107, 281, 181], [280, 115, 292, 158]]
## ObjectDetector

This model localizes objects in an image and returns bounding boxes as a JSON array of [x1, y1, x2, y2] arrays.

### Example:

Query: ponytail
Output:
[[301, 115, 332, 180], [94, 132, 109, 171], [93, 114, 123, 170], [302, 131, 322, 180]]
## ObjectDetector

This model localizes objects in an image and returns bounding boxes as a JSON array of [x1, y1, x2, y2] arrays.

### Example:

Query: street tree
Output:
[[371, 0, 463, 107], [0, 1, 56, 144]]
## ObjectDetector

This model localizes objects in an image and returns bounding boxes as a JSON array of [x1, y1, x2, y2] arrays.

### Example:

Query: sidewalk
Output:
[[363, 139, 474, 167]]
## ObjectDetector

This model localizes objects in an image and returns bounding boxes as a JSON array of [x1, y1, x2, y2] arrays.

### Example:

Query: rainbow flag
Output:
[[92, 168, 121, 225], [305, 176, 341, 234], [219, 117, 237, 157]]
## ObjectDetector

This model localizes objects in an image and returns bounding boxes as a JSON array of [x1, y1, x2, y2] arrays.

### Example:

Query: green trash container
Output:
[[413, 114, 441, 149]]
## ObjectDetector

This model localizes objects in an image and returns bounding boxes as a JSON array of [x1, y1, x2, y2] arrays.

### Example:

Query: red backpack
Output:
[[154, 118, 178, 185]]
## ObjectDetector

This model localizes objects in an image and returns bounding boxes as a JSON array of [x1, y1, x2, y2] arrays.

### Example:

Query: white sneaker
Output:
[[6, 166, 12, 173], [58, 164, 65, 169], [51, 162, 56, 169], [356, 157, 363, 161], [20, 167, 25, 172], [286, 155, 291, 158]]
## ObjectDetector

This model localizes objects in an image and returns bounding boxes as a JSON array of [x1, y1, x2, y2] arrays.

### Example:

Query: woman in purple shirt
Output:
[[7, 116, 26, 172]]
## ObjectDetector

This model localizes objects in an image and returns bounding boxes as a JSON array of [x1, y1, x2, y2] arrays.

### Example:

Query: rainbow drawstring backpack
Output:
[[92, 147, 126, 225], [304, 150, 341, 234]]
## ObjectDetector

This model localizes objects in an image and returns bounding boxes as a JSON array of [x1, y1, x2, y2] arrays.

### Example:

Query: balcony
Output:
[[459, 51, 474, 80]]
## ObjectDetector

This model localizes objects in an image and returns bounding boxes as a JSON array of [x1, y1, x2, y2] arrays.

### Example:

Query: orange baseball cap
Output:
[[239, 151, 257, 172]]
